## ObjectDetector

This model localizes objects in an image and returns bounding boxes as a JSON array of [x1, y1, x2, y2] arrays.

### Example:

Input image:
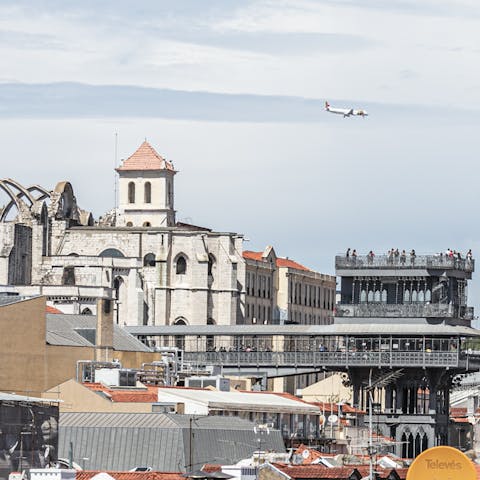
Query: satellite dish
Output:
[[302, 450, 310, 459], [328, 414, 338, 424]]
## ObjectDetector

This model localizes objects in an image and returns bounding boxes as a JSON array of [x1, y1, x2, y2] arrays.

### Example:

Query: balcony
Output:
[[336, 303, 474, 320], [335, 255, 474, 272]]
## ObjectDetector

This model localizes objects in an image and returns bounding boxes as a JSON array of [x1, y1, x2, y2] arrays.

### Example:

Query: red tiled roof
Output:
[[46, 305, 63, 314], [243, 251, 263, 261], [83, 383, 159, 403], [276, 258, 310, 272], [76, 472, 183, 480], [271, 463, 407, 480], [201, 465, 222, 473], [116, 141, 175, 172], [243, 251, 311, 272], [309, 401, 365, 415]]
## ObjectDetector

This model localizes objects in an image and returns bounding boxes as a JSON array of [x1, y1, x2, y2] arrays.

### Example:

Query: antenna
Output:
[[114, 132, 118, 222]]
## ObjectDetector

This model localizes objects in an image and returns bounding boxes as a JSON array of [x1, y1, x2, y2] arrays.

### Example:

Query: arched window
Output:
[[425, 289, 432, 302], [99, 248, 125, 258], [404, 289, 410, 303], [176, 255, 187, 275], [412, 290, 418, 303], [81, 307, 92, 315], [143, 253, 156, 267], [143, 221, 151, 227], [174, 318, 187, 325], [144, 182, 151, 203], [374, 290, 381, 302], [360, 290, 367, 303], [381, 289, 387, 303], [128, 182, 135, 203], [368, 290, 374, 302], [126, 221, 133, 227], [418, 290, 425, 302]]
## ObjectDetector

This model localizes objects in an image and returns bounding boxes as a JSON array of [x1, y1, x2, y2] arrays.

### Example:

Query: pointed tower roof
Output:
[[116, 141, 176, 172]]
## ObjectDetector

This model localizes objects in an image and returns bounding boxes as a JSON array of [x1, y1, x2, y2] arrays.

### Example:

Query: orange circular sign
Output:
[[406, 446, 476, 480]]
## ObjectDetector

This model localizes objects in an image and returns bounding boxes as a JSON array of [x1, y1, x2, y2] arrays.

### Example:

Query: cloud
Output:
[[0, 82, 477, 126]]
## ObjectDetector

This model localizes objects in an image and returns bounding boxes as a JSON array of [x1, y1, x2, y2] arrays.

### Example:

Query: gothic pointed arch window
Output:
[[404, 289, 410, 303], [360, 290, 367, 303], [412, 290, 418, 303], [176, 255, 187, 275], [144, 182, 151, 203], [374, 290, 381, 302], [368, 290, 374, 302], [128, 182, 135, 204], [425, 289, 432, 302], [418, 290, 425, 302], [381, 289, 387, 303]]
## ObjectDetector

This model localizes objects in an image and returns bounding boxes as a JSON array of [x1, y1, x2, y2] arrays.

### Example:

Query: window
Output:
[[62, 267, 75, 285], [99, 248, 125, 258], [143, 253, 156, 267], [81, 307, 92, 315], [143, 221, 151, 227], [126, 221, 133, 227], [208, 254, 216, 277], [128, 182, 135, 203], [144, 182, 151, 203], [176, 255, 187, 274]]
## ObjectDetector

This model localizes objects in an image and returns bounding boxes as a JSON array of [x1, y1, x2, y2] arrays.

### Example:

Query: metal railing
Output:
[[336, 303, 474, 319], [183, 350, 459, 368], [336, 255, 474, 272]]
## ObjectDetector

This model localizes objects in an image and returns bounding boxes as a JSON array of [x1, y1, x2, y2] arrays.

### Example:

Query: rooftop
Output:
[[336, 254, 474, 273], [84, 383, 159, 403], [46, 314, 152, 352], [116, 141, 175, 172], [243, 251, 311, 272]]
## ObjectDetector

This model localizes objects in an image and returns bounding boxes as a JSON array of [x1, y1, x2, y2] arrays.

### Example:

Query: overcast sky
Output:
[[1, 0, 480, 310]]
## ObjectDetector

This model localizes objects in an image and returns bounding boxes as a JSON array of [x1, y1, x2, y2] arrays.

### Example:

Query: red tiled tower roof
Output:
[[116, 141, 175, 172]]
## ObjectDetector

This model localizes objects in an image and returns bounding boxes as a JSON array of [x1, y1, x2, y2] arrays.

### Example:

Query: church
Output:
[[0, 141, 246, 326]]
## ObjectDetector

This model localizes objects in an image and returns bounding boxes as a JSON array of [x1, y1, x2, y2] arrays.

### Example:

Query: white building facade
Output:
[[0, 142, 245, 326]]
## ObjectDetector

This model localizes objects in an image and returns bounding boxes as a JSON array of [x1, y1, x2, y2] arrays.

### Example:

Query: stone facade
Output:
[[0, 142, 245, 326]]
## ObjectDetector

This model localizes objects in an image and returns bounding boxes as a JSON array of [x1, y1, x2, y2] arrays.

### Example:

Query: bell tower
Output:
[[116, 141, 176, 227]]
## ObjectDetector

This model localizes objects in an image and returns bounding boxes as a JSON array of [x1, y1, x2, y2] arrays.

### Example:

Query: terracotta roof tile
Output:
[[276, 258, 310, 272], [271, 463, 407, 480], [83, 383, 158, 402], [243, 251, 264, 261], [76, 472, 183, 480], [46, 305, 63, 314], [201, 465, 222, 473], [116, 141, 175, 172]]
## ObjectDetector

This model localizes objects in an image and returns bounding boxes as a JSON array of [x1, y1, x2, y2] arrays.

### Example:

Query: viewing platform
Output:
[[336, 254, 474, 273]]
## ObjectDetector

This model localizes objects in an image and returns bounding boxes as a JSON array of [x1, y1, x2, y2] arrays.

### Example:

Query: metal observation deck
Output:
[[127, 324, 480, 376], [336, 254, 474, 272]]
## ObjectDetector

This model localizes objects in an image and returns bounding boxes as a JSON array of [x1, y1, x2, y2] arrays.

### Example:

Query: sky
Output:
[[1, 0, 480, 310]]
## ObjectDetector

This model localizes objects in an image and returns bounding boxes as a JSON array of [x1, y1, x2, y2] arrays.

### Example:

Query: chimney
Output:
[[96, 297, 114, 361]]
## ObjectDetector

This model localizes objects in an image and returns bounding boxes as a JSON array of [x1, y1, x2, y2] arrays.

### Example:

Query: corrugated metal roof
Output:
[[125, 323, 480, 337], [59, 413, 285, 472], [47, 314, 152, 351], [0, 391, 60, 404]]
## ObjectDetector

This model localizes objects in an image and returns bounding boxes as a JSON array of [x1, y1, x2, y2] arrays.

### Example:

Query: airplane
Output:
[[325, 101, 368, 118]]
